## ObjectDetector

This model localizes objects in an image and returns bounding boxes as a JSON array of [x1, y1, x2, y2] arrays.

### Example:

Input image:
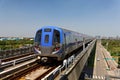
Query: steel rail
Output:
[[1, 52, 33, 62], [0, 59, 37, 79], [0, 54, 38, 69]]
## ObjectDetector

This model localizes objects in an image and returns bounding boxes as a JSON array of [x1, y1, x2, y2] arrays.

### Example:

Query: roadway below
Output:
[[82, 39, 119, 80], [92, 40, 108, 79], [93, 40, 119, 79]]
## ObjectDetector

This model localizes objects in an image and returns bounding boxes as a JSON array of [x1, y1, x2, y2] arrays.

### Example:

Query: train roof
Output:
[[37, 26, 93, 38], [40, 26, 61, 30]]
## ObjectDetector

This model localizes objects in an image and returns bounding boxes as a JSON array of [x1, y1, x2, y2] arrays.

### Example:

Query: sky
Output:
[[0, 0, 120, 37]]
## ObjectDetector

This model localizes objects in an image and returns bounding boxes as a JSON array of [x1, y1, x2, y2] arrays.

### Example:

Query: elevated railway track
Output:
[[0, 59, 37, 80], [19, 63, 60, 80], [1, 52, 34, 62], [0, 40, 96, 80], [0, 39, 120, 80], [0, 54, 37, 69]]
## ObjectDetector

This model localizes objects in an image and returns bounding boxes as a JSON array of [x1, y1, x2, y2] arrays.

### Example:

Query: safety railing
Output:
[[0, 54, 37, 69]]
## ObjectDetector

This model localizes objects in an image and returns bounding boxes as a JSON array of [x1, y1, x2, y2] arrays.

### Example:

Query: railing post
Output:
[[13, 60, 16, 66]]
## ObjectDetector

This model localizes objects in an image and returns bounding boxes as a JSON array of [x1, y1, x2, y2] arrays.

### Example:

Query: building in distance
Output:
[[0, 37, 34, 41]]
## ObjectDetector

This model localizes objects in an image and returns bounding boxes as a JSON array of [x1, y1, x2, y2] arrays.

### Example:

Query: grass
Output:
[[101, 39, 120, 65]]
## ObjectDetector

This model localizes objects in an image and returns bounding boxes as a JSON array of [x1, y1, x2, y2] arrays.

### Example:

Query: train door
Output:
[[41, 28, 52, 46]]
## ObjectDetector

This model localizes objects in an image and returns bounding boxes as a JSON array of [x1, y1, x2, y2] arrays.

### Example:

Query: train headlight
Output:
[[34, 42, 41, 50], [37, 56, 41, 59], [54, 47, 60, 51], [35, 46, 41, 50], [34, 46, 41, 54], [53, 43, 60, 51], [52, 47, 60, 54]]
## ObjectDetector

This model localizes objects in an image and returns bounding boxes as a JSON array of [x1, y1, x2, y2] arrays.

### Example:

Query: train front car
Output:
[[34, 26, 63, 62]]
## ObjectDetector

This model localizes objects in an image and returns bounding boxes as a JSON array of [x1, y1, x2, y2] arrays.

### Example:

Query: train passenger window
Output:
[[45, 35, 49, 43], [35, 30, 42, 44], [53, 30, 60, 43]]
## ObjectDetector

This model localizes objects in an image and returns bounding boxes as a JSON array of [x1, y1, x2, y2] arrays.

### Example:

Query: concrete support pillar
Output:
[[83, 37, 85, 51], [0, 59, 1, 66]]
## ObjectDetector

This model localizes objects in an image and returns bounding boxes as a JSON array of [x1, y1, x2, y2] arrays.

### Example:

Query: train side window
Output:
[[45, 35, 49, 43], [53, 30, 60, 43]]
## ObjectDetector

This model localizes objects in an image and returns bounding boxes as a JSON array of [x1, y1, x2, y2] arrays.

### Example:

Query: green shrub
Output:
[[0, 39, 34, 50], [102, 39, 120, 64]]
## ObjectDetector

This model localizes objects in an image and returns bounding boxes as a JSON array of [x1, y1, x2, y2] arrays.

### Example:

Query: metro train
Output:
[[34, 26, 93, 61]]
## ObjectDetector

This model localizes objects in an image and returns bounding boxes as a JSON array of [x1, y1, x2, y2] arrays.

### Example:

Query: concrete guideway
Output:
[[0, 58, 37, 79], [93, 40, 119, 79], [55, 39, 96, 80]]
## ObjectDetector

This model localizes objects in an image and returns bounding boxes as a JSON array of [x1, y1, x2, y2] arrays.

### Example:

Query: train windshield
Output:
[[53, 29, 60, 44], [35, 30, 42, 44]]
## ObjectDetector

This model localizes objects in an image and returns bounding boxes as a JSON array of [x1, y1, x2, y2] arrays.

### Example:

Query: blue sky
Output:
[[0, 0, 120, 37]]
